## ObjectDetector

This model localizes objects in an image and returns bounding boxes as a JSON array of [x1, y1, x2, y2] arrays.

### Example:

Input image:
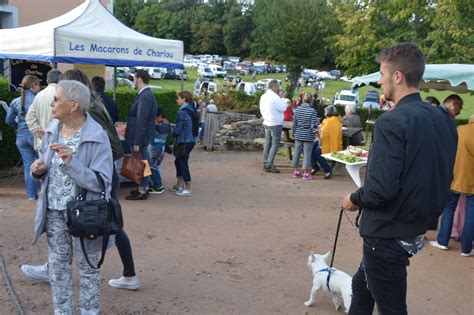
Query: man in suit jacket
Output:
[[125, 69, 158, 200]]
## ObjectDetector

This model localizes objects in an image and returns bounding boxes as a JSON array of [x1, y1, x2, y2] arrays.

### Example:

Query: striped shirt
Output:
[[293, 102, 319, 141]]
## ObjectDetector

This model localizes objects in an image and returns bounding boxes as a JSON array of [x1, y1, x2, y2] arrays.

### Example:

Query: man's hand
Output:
[[35, 130, 45, 139], [342, 193, 359, 211], [31, 159, 48, 176], [133, 145, 140, 152]]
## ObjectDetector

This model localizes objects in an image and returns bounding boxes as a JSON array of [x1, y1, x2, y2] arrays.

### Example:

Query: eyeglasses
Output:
[[53, 96, 73, 103]]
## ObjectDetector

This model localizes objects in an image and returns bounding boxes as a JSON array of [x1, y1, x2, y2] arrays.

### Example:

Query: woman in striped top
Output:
[[291, 94, 319, 180]]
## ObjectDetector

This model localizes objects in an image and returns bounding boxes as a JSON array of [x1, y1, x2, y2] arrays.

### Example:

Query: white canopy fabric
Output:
[[0, 0, 183, 69], [351, 64, 474, 94]]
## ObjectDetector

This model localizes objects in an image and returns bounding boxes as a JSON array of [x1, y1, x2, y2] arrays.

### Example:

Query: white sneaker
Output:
[[176, 189, 192, 196], [429, 240, 448, 250], [21, 263, 49, 283], [461, 251, 472, 257], [108, 276, 141, 290]]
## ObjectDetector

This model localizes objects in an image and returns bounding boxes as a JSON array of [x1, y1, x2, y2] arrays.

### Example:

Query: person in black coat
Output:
[[341, 43, 457, 315], [91, 76, 119, 123], [124, 69, 158, 200]]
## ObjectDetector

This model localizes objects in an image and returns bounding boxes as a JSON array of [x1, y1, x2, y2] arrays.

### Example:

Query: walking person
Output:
[[291, 93, 318, 180], [124, 69, 158, 200], [259, 80, 287, 173], [30, 80, 113, 314], [170, 91, 197, 196], [5, 74, 42, 200], [430, 114, 473, 257], [26, 69, 62, 151], [341, 43, 457, 314]]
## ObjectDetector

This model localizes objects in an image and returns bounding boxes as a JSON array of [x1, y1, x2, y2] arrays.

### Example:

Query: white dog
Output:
[[304, 252, 352, 313]]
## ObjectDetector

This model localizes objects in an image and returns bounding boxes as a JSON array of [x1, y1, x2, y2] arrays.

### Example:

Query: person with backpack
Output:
[[171, 91, 198, 196]]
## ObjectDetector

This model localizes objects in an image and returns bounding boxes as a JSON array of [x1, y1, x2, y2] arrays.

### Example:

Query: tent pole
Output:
[[180, 71, 184, 92], [113, 66, 117, 101]]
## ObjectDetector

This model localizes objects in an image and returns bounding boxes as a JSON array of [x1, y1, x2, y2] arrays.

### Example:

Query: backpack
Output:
[[183, 108, 199, 138]]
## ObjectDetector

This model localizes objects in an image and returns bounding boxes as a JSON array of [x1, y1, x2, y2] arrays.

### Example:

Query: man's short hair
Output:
[[47, 69, 62, 84], [443, 94, 463, 109], [268, 80, 279, 90], [376, 42, 425, 88], [91, 76, 106, 92], [425, 96, 440, 107], [135, 69, 150, 84], [304, 93, 313, 103], [325, 105, 339, 117]]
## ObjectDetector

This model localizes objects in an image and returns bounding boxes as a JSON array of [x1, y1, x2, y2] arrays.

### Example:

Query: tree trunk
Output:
[[286, 67, 302, 101]]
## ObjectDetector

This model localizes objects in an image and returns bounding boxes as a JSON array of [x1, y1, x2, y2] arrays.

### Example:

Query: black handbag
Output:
[[66, 172, 123, 269], [173, 143, 187, 157]]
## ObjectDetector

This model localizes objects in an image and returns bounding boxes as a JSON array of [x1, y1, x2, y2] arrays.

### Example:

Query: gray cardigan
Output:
[[32, 113, 114, 253]]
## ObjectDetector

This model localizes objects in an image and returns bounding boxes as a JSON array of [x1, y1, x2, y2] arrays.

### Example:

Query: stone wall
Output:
[[212, 112, 265, 151]]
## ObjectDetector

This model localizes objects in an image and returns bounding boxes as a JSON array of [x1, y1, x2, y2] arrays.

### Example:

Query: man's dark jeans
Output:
[[349, 237, 411, 315]]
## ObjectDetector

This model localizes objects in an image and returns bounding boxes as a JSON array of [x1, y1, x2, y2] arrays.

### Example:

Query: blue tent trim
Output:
[[0, 53, 184, 69]]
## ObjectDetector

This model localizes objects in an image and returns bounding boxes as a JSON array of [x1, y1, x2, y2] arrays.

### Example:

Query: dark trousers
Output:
[[111, 167, 136, 277], [311, 141, 331, 173], [175, 142, 195, 183], [349, 237, 411, 315]]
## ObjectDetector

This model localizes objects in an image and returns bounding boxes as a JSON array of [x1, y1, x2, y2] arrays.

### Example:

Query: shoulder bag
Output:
[[66, 172, 123, 269]]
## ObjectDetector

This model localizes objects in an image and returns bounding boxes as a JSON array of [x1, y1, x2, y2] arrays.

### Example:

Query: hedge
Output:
[[0, 78, 178, 167]]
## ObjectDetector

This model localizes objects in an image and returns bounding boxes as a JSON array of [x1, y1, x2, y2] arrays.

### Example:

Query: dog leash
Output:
[[326, 207, 344, 292]]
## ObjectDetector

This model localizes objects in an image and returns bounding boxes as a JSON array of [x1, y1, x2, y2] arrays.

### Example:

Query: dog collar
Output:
[[316, 267, 336, 274]]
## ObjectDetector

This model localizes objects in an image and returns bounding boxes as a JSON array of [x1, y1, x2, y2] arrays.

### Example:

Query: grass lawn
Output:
[[149, 68, 473, 120]]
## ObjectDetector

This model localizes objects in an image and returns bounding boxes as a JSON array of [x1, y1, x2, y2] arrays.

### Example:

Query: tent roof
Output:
[[351, 64, 474, 94], [0, 0, 183, 68]]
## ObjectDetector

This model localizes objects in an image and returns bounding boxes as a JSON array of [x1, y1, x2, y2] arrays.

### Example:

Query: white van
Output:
[[208, 64, 227, 77], [256, 79, 282, 91], [236, 82, 257, 95], [149, 68, 162, 79], [196, 81, 218, 96], [334, 89, 359, 107]]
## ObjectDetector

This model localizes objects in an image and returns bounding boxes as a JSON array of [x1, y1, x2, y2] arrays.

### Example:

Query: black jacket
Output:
[[97, 91, 119, 123], [350, 93, 457, 239], [125, 87, 158, 147]]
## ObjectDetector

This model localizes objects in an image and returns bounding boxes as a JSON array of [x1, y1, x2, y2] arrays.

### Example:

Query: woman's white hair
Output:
[[57, 80, 90, 112], [345, 103, 356, 115]]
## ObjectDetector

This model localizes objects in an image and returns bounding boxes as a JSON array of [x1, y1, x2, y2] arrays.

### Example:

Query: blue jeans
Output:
[[16, 132, 37, 198], [311, 141, 331, 173], [350, 238, 411, 315], [437, 192, 474, 254], [174, 142, 195, 183], [199, 122, 205, 140], [263, 124, 282, 168], [147, 145, 164, 188]]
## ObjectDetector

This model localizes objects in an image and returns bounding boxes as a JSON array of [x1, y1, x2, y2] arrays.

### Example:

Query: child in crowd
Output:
[[147, 107, 172, 194]]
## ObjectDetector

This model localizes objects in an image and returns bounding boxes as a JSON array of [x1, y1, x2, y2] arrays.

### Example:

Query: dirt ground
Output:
[[0, 149, 472, 315]]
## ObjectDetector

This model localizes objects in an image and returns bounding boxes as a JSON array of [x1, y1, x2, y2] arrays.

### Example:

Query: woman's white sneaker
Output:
[[429, 240, 448, 250], [108, 276, 141, 290], [176, 189, 192, 196]]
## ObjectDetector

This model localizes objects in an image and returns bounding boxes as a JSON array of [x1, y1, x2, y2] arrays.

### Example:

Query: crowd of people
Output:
[[3, 42, 472, 314], [258, 43, 472, 314]]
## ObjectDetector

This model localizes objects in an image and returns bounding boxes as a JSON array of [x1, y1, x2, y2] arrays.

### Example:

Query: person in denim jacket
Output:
[[5, 75, 42, 200], [171, 91, 197, 196]]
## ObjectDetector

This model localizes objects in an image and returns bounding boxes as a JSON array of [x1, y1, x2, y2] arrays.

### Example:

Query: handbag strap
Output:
[[79, 234, 110, 269], [93, 171, 107, 199]]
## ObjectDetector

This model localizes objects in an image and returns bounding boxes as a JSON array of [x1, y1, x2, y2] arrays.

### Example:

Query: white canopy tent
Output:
[[0, 0, 183, 69]]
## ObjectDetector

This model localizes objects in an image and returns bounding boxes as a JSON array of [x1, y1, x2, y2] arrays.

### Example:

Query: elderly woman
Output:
[[291, 94, 318, 179], [319, 105, 342, 154], [342, 103, 364, 145], [30, 80, 113, 314], [5, 75, 42, 200], [171, 91, 197, 196]]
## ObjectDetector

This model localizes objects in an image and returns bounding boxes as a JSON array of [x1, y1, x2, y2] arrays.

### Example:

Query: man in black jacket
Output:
[[342, 43, 457, 314], [124, 69, 158, 200]]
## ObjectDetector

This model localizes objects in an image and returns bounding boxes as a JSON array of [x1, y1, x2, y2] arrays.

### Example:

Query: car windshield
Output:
[[340, 95, 355, 101], [365, 96, 378, 102]]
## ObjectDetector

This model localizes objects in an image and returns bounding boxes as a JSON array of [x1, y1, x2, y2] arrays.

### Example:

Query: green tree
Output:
[[252, 0, 336, 98], [423, 0, 474, 63], [114, 0, 148, 27], [333, 0, 436, 76], [222, 3, 253, 57]]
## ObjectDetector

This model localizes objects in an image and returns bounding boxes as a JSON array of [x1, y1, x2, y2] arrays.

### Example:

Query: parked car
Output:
[[162, 68, 177, 80], [334, 89, 358, 107], [116, 77, 134, 88], [175, 69, 188, 80], [236, 82, 257, 95], [149, 68, 162, 80], [116, 67, 133, 80], [362, 90, 380, 109], [236, 63, 251, 75], [316, 71, 336, 80], [223, 65, 239, 74], [195, 81, 218, 96], [208, 64, 227, 77], [197, 66, 215, 78], [224, 75, 241, 88], [228, 56, 240, 63], [256, 78, 282, 91], [330, 70, 342, 79], [252, 61, 266, 67], [250, 65, 265, 74], [193, 77, 212, 95]]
